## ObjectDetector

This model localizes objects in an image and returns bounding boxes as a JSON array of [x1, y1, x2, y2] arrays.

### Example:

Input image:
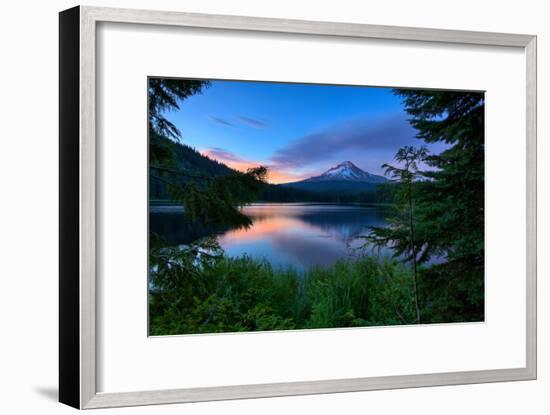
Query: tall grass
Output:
[[149, 247, 418, 335]]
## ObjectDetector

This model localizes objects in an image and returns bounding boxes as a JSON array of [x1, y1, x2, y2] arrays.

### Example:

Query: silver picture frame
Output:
[[59, 5, 537, 409]]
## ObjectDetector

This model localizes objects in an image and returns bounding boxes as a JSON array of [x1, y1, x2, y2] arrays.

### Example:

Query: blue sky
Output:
[[166, 79, 446, 183]]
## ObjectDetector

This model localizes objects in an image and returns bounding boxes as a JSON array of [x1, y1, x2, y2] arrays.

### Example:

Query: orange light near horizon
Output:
[[266, 170, 307, 184], [201, 149, 307, 184]]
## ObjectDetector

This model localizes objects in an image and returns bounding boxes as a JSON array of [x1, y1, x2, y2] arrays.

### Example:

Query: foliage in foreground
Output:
[[148, 239, 483, 336]]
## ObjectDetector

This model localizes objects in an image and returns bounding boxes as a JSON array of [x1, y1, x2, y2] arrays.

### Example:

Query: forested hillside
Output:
[[149, 133, 234, 201]]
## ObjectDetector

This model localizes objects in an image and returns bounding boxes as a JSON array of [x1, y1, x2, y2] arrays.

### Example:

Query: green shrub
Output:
[[149, 241, 424, 335]]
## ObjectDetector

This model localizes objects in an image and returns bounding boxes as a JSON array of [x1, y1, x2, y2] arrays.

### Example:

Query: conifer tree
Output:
[[365, 90, 485, 322], [395, 89, 485, 264]]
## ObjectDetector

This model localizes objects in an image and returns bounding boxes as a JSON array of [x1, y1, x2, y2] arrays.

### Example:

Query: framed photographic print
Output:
[[59, 6, 537, 409]]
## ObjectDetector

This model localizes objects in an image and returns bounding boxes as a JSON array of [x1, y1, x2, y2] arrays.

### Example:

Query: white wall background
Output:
[[0, 0, 546, 413]]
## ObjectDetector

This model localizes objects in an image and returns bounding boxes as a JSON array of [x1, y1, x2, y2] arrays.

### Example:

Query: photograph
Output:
[[148, 77, 485, 336]]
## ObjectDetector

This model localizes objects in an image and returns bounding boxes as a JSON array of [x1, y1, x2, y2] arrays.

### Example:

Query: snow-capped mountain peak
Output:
[[306, 161, 386, 183]]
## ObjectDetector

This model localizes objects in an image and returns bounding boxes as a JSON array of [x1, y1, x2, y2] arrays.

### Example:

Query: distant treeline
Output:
[[259, 183, 396, 204]]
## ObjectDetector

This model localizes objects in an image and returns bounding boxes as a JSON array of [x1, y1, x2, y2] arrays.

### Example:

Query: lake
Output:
[[150, 203, 395, 271]]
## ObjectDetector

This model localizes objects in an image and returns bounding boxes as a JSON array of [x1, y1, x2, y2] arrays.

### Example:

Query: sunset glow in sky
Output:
[[166, 80, 447, 184]]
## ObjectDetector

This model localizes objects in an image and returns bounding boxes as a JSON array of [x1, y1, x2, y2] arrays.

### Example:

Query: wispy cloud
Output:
[[202, 148, 256, 175], [209, 116, 236, 127], [210, 115, 269, 129], [270, 113, 417, 169], [203, 147, 244, 163], [238, 116, 269, 129], [202, 147, 306, 184]]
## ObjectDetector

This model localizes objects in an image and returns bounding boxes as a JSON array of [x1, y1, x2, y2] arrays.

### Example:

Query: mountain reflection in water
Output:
[[150, 203, 395, 271]]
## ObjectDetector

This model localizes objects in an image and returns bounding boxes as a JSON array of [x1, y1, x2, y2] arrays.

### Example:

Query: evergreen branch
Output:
[[150, 165, 212, 181]]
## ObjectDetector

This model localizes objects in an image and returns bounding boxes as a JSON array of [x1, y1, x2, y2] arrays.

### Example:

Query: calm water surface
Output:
[[150, 203, 395, 271]]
